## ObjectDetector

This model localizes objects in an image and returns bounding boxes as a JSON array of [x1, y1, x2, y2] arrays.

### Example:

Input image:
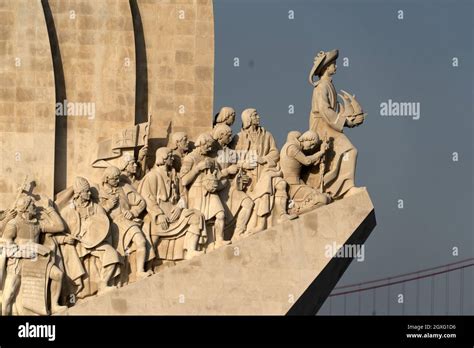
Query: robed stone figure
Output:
[[139, 147, 206, 262], [308, 49, 365, 199]]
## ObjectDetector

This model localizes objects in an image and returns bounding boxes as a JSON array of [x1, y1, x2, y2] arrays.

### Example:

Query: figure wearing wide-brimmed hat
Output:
[[307, 49, 366, 199]]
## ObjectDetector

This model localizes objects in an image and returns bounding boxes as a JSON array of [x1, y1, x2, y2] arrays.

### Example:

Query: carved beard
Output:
[[79, 198, 90, 207], [77, 196, 90, 207], [20, 208, 37, 223]]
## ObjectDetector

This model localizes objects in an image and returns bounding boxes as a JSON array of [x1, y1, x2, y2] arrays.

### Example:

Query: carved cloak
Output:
[[309, 76, 357, 197]]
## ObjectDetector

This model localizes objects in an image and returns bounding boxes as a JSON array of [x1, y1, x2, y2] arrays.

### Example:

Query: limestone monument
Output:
[[139, 147, 206, 264], [0, 0, 375, 315], [280, 130, 331, 215], [307, 49, 367, 199], [212, 124, 254, 241], [233, 108, 297, 233], [59, 177, 121, 299]]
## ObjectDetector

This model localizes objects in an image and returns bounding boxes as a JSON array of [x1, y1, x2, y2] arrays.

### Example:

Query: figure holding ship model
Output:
[[307, 49, 367, 199]]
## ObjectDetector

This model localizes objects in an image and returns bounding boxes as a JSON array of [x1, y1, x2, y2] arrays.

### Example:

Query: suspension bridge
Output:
[[319, 258, 473, 315]]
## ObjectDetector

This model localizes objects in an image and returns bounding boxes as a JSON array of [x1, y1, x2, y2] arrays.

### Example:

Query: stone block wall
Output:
[[48, 0, 137, 189], [0, 0, 214, 205], [138, 0, 214, 142], [0, 0, 56, 204]]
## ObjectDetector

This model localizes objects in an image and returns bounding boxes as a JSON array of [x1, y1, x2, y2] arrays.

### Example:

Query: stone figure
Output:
[[98, 167, 152, 280], [212, 124, 254, 240], [139, 147, 206, 261], [280, 131, 331, 215], [0, 209, 17, 235], [60, 177, 120, 296], [233, 108, 296, 232], [213, 106, 236, 127], [180, 133, 231, 248], [168, 131, 190, 174], [1, 195, 66, 315], [308, 49, 366, 198], [117, 145, 148, 187]]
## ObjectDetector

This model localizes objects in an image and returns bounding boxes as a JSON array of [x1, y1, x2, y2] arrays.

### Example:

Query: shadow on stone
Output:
[[286, 209, 377, 315]]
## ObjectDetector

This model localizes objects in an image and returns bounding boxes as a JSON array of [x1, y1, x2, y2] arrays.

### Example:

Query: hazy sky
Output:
[[213, 0, 473, 314]]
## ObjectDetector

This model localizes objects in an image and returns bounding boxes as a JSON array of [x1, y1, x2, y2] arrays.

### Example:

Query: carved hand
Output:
[[345, 118, 356, 128], [227, 164, 239, 175], [157, 214, 169, 230], [256, 156, 267, 165], [169, 206, 182, 223], [123, 210, 133, 220], [109, 196, 119, 207], [311, 151, 323, 164], [138, 145, 148, 161], [353, 114, 365, 126], [322, 140, 330, 152], [5, 209, 17, 220], [64, 235, 76, 245]]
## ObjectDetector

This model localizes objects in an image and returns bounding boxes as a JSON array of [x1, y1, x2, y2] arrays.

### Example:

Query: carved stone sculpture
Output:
[[117, 145, 148, 188], [98, 167, 153, 281], [1, 195, 66, 315], [280, 131, 331, 215], [60, 177, 120, 297], [0, 209, 16, 236], [213, 106, 236, 127], [168, 132, 190, 174], [0, 0, 385, 318], [180, 133, 231, 248], [139, 148, 206, 261], [308, 49, 366, 199], [233, 108, 296, 232], [212, 124, 254, 240]]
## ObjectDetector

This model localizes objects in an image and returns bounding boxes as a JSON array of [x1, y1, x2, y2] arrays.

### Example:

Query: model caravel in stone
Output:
[[0, 49, 368, 315]]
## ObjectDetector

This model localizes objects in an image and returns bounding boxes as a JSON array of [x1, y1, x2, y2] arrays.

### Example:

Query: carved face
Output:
[[326, 62, 337, 76], [25, 201, 36, 219], [178, 136, 189, 152], [226, 112, 236, 126], [79, 188, 91, 202], [250, 111, 260, 126], [302, 139, 317, 151], [220, 131, 233, 146], [200, 139, 214, 155], [16, 197, 35, 219], [126, 161, 137, 174], [165, 151, 173, 167], [107, 174, 120, 188]]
